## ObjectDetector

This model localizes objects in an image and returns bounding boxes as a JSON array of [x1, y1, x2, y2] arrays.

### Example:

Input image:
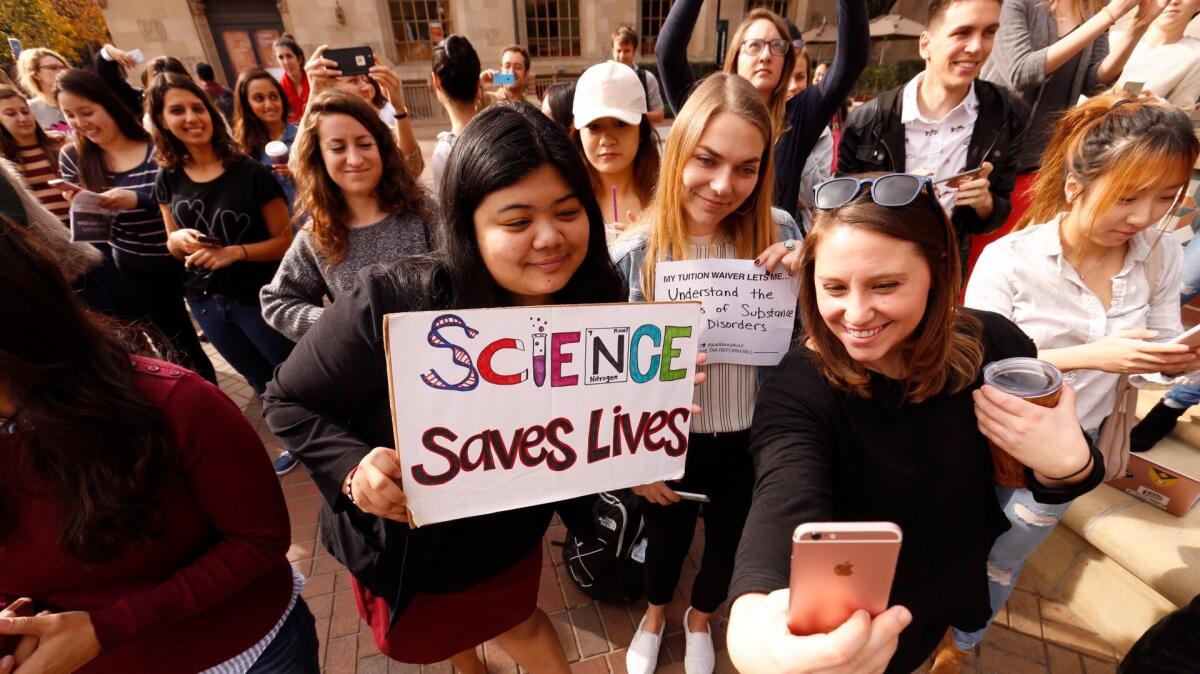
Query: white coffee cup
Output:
[[265, 140, 289, 165]]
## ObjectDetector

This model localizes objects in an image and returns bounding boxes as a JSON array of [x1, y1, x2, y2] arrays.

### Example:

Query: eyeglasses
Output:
[[740, 38, 791, 58], [792, 38, 807, 52], [814, 174, 937, 210]]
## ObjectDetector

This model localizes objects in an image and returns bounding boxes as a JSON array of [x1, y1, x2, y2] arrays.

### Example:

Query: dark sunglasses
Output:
[[813, 173, 937, 211]]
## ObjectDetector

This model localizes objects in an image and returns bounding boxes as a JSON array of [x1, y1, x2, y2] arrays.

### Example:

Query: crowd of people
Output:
[[1, 0, 1200, 671]]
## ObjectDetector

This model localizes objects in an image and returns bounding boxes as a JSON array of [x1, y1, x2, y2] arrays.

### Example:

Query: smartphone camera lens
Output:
[[811, 533, 822, 541]]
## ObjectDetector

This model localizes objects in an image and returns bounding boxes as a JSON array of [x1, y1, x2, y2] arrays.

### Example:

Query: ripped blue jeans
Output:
[[951, 486, 1073, 650]]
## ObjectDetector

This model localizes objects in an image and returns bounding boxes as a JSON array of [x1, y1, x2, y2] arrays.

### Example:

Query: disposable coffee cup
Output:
[[264, 140, 289, 165], [981, 358, 1063, 487]]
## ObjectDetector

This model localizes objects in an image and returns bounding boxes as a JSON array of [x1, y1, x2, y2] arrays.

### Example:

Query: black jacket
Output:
[[837, 80, 1027, 267]]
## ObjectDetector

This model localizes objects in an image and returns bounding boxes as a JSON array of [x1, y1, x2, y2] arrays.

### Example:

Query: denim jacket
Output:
[[609, 207, 802, 302]]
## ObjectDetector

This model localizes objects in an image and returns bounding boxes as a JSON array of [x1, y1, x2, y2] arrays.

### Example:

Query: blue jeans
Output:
[[1161, 237, 1200, 408], [951, 486, 1073, 650], [187, 294, 294, 396], [246, 598, 320, 673]]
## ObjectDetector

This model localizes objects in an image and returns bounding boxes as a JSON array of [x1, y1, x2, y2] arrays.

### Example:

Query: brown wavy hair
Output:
[[723, 9, 796, 139], [1019, 94, 1199, 232], [800, 176, 983, 403], [147, 73, 244, 169], [290, 90, 430, 266]]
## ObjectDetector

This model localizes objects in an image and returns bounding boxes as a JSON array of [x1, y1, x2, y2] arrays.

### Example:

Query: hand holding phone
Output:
[[324, 46, 374, 77], [47, 178, 83, 194], [195, 234, 222, 246], [788, 522, 901, 636], [936, 167, 984, 189], [493, 72, 517, 86]]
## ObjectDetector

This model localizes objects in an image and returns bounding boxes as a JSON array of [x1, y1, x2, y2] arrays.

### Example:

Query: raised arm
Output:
[[655, 0, 704, 116]]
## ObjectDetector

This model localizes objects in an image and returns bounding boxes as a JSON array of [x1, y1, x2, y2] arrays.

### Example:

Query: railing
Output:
[[401, 79, 444, 121]]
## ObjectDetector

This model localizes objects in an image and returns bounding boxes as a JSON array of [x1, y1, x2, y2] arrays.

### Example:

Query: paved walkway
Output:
[[209, 343, 1127, 674]]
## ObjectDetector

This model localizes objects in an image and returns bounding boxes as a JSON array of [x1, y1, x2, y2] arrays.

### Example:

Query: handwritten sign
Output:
[[384, 302, 701, 526], [654, 259, 798, 366]]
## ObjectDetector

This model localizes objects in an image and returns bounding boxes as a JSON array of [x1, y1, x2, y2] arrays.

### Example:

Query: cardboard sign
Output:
[[384, 302, 701, 526], [654, 259, 798, 366]]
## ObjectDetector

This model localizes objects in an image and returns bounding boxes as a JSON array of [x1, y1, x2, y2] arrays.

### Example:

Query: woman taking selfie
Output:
[[611, 73, 798, 674], [56, 69, 215, 382], [0, 218, 318, 674], [149, 74, 294, 400], [952, 95, 1200, 669], [726, 172, 1104, 674], [262, 104, 625, 674]]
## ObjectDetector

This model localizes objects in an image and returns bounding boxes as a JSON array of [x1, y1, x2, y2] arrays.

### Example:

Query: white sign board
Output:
[[385, 302, 701, 526], [654, 259, 798, 366]]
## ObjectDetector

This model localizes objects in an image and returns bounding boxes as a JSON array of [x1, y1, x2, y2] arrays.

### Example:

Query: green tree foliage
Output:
[[0, 0, 111, 75]]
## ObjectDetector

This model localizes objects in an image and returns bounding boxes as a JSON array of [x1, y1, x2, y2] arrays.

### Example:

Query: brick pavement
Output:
[[209, 345, 1127, 674]]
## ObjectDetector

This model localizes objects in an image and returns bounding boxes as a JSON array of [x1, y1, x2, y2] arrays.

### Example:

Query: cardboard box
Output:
[[1109, 453, 1200, 517]]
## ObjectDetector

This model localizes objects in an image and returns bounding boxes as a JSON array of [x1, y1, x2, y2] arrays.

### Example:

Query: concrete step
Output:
[[1026, 389, 1200, 656]]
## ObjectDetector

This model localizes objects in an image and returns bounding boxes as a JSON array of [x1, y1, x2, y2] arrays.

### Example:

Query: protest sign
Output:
[[654, 259, 798, 366], [69, 190, 117, 243], [384, 302, 701, 526]]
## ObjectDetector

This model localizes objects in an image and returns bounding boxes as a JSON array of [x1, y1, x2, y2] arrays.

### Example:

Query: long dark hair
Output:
[[408, 102, 625, 309], [0, 216, 174, 563], [432, 35, 481, 105], [53, 69, 151, 192], [292, 90, 430, 266], [147, 73, 244, 169], [0, 85, 62, 172], [233, 68, 291, 159], [542, 81, 575, 128]]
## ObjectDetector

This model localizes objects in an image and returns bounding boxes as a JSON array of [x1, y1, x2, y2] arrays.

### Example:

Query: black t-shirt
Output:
[[155, 156, 286, 303], [730, 310, 1105, 674]]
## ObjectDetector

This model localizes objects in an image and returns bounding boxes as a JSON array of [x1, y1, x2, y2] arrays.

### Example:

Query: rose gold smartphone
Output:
[[787, 522, 902, 636]]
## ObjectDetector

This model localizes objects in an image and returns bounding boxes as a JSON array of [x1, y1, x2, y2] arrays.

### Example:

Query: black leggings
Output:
[[642, 430, 754, 613]]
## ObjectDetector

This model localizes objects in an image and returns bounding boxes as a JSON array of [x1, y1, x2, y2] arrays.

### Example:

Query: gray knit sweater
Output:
[[260, 210, 432, 341], [980, 0, 1110, 169]]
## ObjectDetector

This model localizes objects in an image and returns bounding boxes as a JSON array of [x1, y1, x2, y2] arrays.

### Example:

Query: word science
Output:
[[384, 302, 701, 526]]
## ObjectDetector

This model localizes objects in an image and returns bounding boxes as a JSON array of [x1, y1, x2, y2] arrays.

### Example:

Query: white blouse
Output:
[[964, 217, 1183, 433]]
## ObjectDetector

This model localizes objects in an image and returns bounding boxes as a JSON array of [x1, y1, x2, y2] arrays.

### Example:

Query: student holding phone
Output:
[[304, 45, 424, 179], [150, 74, 295, 406], [957, 96, 1200, 669], [611, 73, 800, 674], [727, 172, 1103, 674], [55, 69, 216, 382], [261, 105, 628, 674]]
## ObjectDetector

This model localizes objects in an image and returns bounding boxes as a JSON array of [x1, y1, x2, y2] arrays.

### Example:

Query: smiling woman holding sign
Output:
[[726, 173, 1105, 674], [610, 72, 800, 674], [262, 104, 630, 673]]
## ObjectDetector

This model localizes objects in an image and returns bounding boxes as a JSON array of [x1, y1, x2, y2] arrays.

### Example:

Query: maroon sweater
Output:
[[0, 356, 294, 673]]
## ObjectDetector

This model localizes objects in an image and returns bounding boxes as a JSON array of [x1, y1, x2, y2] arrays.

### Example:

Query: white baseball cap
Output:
[[572, 61, 648, 128]]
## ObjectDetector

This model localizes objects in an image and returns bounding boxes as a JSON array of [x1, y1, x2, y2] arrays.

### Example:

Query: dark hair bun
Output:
[[433, 34, 481, 104]]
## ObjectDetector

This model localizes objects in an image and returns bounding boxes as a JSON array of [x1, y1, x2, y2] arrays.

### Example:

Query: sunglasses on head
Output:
[[813, 173, 938, 211]]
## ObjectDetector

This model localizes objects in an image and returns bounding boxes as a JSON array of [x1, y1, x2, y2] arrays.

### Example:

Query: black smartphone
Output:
[[196, 234, 222, 246], [325, 46, 374, 77]]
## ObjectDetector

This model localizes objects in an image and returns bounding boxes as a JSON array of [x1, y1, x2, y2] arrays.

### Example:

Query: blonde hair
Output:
[[1020, 95, 1199, 233], [723, 9, 796, 139], [640, 73, 779, 296], [17, 48, 69, 100]]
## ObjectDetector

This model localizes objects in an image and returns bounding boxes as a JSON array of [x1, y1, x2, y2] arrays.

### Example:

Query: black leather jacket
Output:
[[837, 79, 1028, 271]]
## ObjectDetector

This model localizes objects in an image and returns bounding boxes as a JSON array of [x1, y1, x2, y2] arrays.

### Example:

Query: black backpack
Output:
[[561, 490, 647, 603]]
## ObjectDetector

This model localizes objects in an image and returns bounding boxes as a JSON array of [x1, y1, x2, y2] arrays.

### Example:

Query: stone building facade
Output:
[[99, 0, 850, 120]]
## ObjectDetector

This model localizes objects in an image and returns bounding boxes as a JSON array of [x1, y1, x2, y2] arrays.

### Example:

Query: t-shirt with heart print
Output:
[[155, 157, 287, 303]]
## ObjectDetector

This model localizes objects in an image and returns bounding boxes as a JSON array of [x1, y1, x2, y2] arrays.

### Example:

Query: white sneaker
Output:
[[683, 607, 715, 674], [626, 613, 665, 674]]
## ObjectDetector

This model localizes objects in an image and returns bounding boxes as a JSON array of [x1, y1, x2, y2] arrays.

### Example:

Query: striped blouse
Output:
[[689, 235, 758, 434], [59, 143, 172, 266], [15, 143, 70, 223], [201, 570, 304, 674]]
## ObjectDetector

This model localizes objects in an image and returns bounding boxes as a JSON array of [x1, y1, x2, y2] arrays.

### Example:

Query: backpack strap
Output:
[[635, 66, 650, 101]]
